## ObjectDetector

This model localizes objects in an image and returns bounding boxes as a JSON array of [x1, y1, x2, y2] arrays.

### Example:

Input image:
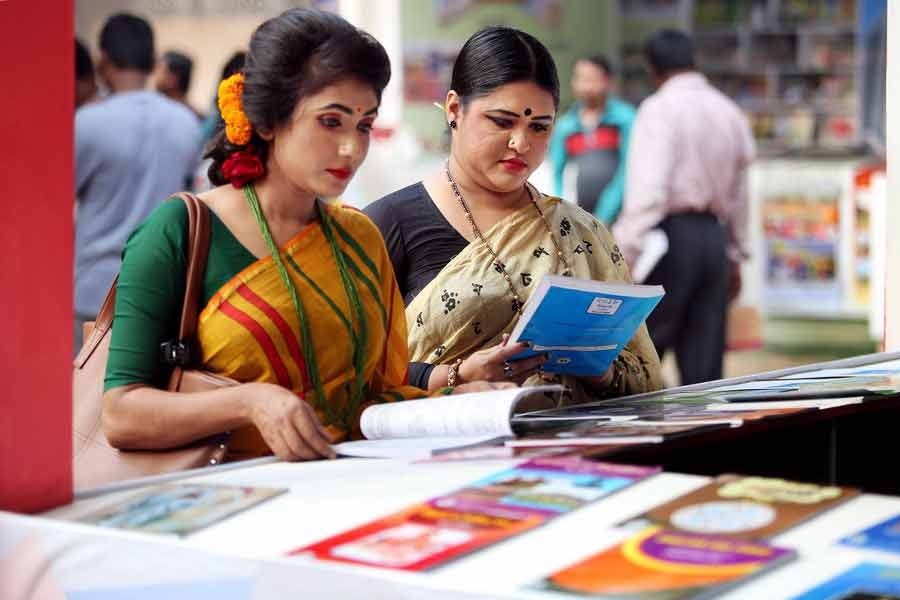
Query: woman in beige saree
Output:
[[365, 26, 661, 403]]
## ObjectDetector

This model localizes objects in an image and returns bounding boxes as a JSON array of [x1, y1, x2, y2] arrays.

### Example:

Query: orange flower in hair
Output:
[[218, 73, 253, 146]]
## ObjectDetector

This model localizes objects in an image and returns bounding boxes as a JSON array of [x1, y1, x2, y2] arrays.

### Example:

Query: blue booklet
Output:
[[841, 514, 900, 554], [508, 275, 664, 376], [794, 562, 900, 599]]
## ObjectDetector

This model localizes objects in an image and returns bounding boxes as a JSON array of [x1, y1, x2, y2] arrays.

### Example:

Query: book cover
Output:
[[534, 526, 794, 598], [507, 275, 664, 376], [516, 402, 808, 424], [433, 458, 660, 517], [793, 562, 900, 599], [620, 474, 858, 539], [507, 421, 721, 448], [78, 483, 286, 536], [293, 457, 657, 571], [841, 514, 900, 555], [294, 502, 544, 571]]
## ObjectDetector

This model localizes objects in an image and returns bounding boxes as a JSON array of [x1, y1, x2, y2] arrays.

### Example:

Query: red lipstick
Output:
[[500, 158, 527, 173], [326, 168, 351, 180]]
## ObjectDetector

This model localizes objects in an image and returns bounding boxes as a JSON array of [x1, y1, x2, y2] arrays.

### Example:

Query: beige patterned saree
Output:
[[406, 194, 662, 404]]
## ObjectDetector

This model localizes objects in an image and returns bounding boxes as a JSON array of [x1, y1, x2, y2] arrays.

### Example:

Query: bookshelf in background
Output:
[[618, 0, 862, 156]]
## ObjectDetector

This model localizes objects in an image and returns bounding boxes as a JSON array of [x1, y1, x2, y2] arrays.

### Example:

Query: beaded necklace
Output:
[[243, 183, 368, 429], [444, 163, 571, 314]]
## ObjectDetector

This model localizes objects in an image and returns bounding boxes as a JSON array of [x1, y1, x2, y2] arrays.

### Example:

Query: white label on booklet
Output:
[[587, 297, 622, 315]]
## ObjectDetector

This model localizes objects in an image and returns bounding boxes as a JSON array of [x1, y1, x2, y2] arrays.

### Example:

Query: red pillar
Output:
[[0, 0, 74, 511]]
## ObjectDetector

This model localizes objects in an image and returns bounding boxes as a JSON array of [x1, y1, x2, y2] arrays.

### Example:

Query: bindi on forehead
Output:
[[524, 108, 532, 116]]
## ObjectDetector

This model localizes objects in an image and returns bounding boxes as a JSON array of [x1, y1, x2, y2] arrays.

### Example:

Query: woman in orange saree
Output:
[[101, 9, 493, 463]]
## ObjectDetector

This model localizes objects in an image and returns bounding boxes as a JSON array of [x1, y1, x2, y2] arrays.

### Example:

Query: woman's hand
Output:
[[458, 335, 548, 385], [243, 383, 336, 461]]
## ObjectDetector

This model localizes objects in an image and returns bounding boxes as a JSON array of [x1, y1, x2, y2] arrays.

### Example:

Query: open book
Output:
[[332, 385, 564, 459], [507, 275, 664, 376]]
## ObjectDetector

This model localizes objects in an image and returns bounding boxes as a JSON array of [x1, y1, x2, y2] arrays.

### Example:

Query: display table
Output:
[[1, 458, 898, 599]]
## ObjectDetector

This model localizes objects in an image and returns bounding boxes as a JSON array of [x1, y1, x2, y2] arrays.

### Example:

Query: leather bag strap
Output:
[[172, 192, 211, 342], [74, 194, 211, 370]]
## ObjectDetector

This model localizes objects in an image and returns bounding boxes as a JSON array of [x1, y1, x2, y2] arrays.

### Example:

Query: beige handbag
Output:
[[73, 193, 236, 490]]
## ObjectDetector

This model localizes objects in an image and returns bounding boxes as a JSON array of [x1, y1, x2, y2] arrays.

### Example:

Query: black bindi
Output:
[[524, 107, 532, 116]]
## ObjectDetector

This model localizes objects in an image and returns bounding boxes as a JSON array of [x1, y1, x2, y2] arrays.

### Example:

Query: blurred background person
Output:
[[549, 55, 634, 225], [156, 50, 204, 120], [613, 29, 755, 386], [75, 38, 97, 108], [74, 13, 201, 350]]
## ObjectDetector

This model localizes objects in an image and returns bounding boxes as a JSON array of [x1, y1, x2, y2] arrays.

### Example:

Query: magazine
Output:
[[78, 483, 286, 536], [506, 275, 664, 376], [840, 513, 900, 554], [505, 421, 723, 448], [619, 474, 858, 539], [332, 385, 564, 458], [532, 526, 794, 598], [793, 562, 900, 599], [292, 457, 658, 571]]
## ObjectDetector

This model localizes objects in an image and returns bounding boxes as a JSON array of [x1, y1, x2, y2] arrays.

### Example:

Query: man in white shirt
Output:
[[613, 29, 755, 385]]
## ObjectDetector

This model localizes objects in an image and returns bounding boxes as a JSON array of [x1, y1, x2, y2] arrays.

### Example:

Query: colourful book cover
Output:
[[78, 483, 286, 536], [293, 458, 658, 571], [841, 514, 900, 555], [534, 527, 794, 598], [433, 458, 660, 517], [793, 562, 900, 599], [507, 275, 664, 376], [293, 502, 544, 571], [620, 474, 858, 540]]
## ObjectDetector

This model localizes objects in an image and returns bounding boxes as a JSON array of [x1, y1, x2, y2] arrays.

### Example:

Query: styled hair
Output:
[[220, 51, 246, 81], [75, 39, 93, 80], [644, 29, 695, 76], [99, 13, 154, 73], [577, 54, 613, 77], [205, 8, 390, 186], [162, 51, 194, 95], [450, 26, 560, 110]]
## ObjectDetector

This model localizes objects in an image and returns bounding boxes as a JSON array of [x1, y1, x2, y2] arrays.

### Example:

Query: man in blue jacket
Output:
[[549, 55, 635, 225]]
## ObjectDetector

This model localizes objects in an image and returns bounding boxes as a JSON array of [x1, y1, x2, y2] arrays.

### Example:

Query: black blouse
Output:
[[364, 182, 468, 388]]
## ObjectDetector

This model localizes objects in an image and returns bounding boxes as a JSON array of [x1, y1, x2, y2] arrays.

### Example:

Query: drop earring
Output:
[[449, 120, 457, 129]]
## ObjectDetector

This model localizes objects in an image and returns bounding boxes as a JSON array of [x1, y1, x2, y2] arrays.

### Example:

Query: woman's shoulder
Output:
[[130, 197, 190, 243], [539, 194, 609, 233], [362, 182, 428, 224], [326, 201, 392, 254], [539, 194, 624, 256]]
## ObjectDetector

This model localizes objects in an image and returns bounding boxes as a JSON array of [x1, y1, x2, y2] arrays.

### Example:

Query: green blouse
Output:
[[104, 199, 257, 391]]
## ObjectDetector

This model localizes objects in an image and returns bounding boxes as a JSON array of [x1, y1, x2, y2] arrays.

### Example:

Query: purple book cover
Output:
[[431, 458, 660, 518]]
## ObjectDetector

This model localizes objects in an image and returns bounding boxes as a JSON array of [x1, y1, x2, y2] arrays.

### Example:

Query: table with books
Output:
[[2, 453, 900, 599], [5, 352, 900, 599]]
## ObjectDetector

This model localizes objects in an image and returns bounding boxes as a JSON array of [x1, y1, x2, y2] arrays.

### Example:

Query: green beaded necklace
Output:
[[243, 183, 369, 430]]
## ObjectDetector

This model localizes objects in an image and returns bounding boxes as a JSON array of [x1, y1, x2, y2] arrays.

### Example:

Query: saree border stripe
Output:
[[330, 216, 381, 283], [340, 251, 387, 326], [381, 278, 397, 373], [235, 283, 310, 392], [219, 299, 293, 389], [285, 254, 356, 343]]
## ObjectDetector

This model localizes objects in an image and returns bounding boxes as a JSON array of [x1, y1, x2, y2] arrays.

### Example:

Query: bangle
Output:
[[447, 358, 464, 387]]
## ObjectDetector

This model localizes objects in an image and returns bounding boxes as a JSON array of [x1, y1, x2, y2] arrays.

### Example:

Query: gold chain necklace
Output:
[[444, 163, 572, 315]]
